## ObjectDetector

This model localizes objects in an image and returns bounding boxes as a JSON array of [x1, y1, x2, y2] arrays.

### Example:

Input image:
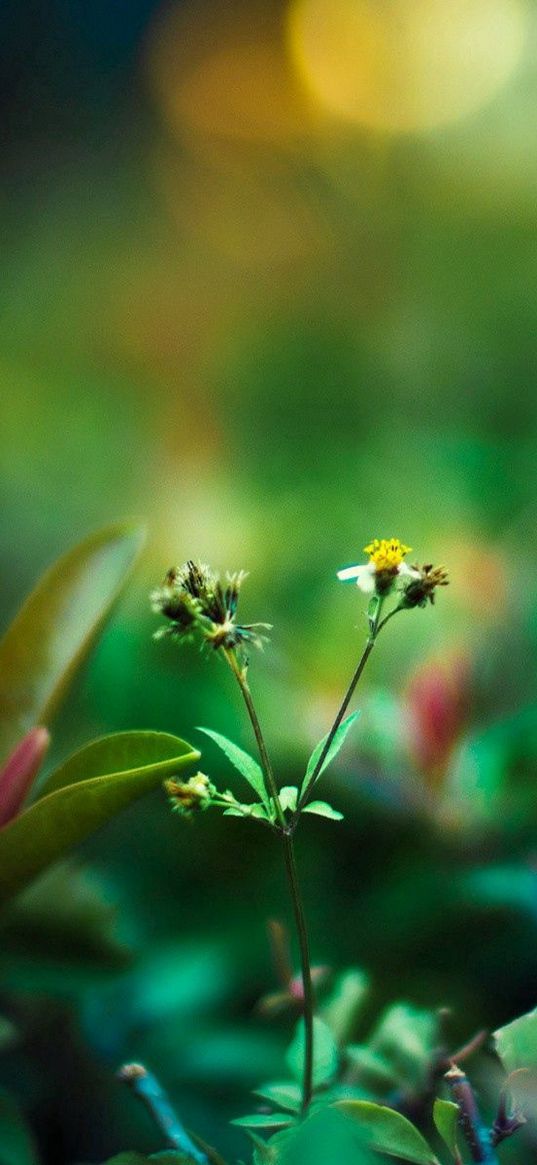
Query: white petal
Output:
[[337, 563, 363, 581], [356, 567, 376, 594], [398, 562, 421, 579]]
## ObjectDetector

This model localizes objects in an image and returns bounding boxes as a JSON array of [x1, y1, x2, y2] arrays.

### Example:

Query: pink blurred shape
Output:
[[404, 651, 470, 788], [0, 727, 50, 828]]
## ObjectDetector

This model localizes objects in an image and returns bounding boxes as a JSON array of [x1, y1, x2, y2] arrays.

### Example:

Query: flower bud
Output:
[[164, 772, 214, 816]]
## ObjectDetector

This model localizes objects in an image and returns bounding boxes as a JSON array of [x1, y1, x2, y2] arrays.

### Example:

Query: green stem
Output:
[[295, 595, 399, 817], [282, 831, 315, 1114], [223, 648, 286, 829], [223, 648, 314, 1112], [295, 638, 375, 816], [376, 605, 403, 636]]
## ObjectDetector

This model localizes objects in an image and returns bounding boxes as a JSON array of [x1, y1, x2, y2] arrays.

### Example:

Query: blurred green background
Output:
[[1, 1, 537, 1162]]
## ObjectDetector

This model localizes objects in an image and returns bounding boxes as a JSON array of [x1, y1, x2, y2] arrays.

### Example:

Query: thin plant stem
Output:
[[223, 648, 286, 829], [294, 596, 401, 817], [376, 605, 403, 636], [295, 637, 375, 816], [222, 647, 315, 1113], [282, 830, 315, 1114]]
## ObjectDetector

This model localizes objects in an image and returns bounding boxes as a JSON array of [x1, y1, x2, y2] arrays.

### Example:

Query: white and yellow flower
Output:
[[337, 538, 420, 595]]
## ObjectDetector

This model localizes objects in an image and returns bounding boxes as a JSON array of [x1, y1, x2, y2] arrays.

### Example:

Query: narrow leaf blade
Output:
[[301, 711, 359, 799], [302, 801, 343, 821], [336, 1100, 438, 1165], [196, 727, 267, 805], [433, 1100, 460, 1159], [232, 1114, 295, 1130], [253, 1083, 302, 1114], [0, 522, 145, 759], [0, 731, 199, 906]]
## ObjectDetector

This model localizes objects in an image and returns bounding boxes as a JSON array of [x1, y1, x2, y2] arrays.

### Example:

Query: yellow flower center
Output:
[[363, 538, 412, 572]]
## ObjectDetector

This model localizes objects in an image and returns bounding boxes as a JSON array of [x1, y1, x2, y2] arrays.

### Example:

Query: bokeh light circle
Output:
[[288, 0, 527, 133]]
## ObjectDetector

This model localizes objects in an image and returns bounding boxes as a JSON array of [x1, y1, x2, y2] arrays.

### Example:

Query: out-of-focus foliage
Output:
[[0, 730, 200, 904], [0, 524, 145, 758]]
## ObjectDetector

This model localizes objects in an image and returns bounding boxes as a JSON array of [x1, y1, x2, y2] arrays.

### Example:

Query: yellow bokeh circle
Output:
[[288, 0, 526, 133]]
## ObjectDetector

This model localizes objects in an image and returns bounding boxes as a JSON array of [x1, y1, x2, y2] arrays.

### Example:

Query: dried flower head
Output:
[[164, 772, 214, 817], [151, 561, 271, 652], [400, 563, 449, 608], [338, 538, 420, 595]]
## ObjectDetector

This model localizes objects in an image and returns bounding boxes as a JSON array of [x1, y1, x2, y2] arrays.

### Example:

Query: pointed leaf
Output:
[[301, 712, 360, 799], [336, 1101, 439, 1165], [321, 969, 370, 1046], [287, 1017, 339, 1089], [278, 787, 298, 813], [494, 1007, 537, 1074], [0, 731, 199, 906], [302, 801, 343, 821], [369, 1004, 440, 1092], [232, 1114, 295, 1130], [433, 1100, 460, 1159], [196, 728, 268, 805], [0, 522, 145, 759], [253, 1083, 301, 1114], [345, 1046, 398, 1090]]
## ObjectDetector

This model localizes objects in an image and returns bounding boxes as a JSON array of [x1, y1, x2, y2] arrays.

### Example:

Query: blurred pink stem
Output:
[[0, 726, 50, 827]]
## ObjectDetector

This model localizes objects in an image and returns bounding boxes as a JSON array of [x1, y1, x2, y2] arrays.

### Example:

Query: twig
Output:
[[445, 1065, 498, 1165], [118, 1062, 208, 1164]]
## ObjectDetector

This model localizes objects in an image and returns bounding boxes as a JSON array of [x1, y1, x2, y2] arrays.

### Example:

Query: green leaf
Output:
[[278, 787, 298, 813], [286, 1017, 339, 1090], [0, 522, 145, 760], [0, 1089, 40, 1165], [100, 1157, 160, 1165], [196, 728, 268, 806], [345, 1047, 397, 1091], [0, 860, 132, 989], [97, 1156, 148, 1164], [0, 731, 199, 906], [302, 801, 343, 821], [232, 1114, 296, 1130], [253, 1083, 302, 1114], [222, 802, 268, 820], [368, 1004, 440, 1092], [321, 969, 370, 1046], [253, 1108, 378, 1165], [433, 1100, 460, 1159], [494, 1007, 537, 1072], [248, 1131, 279, 1164], [301, 711, 360, 799], [149, 1156, 204, 1164], [335, 1101, 439, 1165]]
